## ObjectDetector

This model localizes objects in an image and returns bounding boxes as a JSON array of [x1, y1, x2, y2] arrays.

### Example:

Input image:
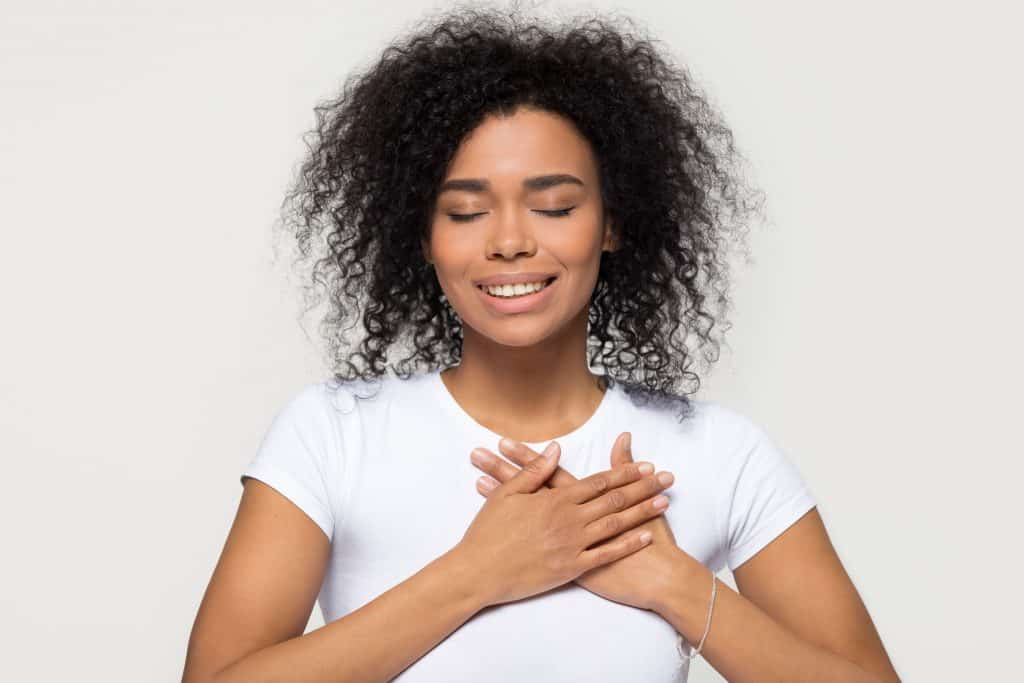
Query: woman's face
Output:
[[425, 106, 616, 348]]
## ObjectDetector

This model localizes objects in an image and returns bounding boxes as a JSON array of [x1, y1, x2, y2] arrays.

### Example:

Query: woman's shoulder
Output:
[[611, 384, 723, 432], [615, 388, 772, 458], [683, 398, 776, 460], [695, 399, 762, 433], [313, 370, 431, 414]]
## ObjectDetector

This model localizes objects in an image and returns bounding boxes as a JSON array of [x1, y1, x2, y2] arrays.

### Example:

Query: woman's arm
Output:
[[654, 509, 901, 683], [183, 479, 491, 683], [212, 548, 486, 683]]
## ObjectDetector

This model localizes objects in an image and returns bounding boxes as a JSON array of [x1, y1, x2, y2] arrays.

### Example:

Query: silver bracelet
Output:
[[676, 570, 717, 662]]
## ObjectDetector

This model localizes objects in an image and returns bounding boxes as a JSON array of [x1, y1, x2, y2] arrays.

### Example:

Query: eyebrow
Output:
[[438, 173, 585, 195]]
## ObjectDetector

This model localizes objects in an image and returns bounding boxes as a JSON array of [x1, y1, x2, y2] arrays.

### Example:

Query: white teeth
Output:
[[482, 280, 550, 298]]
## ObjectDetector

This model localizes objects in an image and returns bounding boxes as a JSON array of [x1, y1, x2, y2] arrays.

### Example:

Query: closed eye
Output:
[[446, 208, 576, 223], [446, 212, 486, 223], [538, 207, 575, 218]]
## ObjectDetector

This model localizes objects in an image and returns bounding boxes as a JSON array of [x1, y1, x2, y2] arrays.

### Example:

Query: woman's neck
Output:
[[440, 316, 606, 443]]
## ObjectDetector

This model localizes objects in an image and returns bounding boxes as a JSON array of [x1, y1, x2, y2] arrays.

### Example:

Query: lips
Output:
[[475, 274, 559, 313], [473, 272, 559, 287], [476, 276, 557, 293], [477, 277, 556, 296]]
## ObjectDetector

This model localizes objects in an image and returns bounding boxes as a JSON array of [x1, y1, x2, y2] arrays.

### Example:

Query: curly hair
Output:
[[277, 1, 765, 422]]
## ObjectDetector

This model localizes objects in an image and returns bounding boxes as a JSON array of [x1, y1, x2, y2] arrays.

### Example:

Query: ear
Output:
[[601, 213, 619, 253]]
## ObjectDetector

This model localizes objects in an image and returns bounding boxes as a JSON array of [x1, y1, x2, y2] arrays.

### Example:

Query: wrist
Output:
[[650, 548, 714, 621], [439, 543, 498, 611]]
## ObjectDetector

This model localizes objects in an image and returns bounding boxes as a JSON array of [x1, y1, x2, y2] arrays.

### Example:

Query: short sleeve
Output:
[[240, 383, 338, 542], [713, 405, 817, 572]]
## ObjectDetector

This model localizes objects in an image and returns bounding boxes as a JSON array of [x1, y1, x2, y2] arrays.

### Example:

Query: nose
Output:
[[486, 209, 537, 260]]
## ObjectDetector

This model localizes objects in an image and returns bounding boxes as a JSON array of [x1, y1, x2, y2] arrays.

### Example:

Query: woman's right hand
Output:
[[452, 441, 667, 608]]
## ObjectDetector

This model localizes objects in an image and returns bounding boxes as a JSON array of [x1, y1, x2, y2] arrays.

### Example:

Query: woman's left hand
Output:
[[469, 432, 689, 612]]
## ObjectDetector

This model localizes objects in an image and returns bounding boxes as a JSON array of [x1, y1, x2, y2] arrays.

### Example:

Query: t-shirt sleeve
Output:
[[713, 405, 817, 572], [240, 383, 339, 542]]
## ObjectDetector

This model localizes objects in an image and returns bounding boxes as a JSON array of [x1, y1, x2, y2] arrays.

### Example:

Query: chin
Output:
[[479, 326, 553, 348]]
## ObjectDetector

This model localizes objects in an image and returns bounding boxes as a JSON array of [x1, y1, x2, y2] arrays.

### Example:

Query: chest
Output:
[[324, 423, 721, 582]]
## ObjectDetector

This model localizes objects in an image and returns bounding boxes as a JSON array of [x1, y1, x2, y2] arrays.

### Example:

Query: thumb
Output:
[[610, 431, 634, 468], [501, 441, 561, 495]]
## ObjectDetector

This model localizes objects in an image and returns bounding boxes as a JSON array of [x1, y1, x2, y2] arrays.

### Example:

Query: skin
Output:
[[183, 104, 900, 683], [427, 106, 901, 680], [423, 105, 684, 611], [422, 105, 618, 444], [431, 154, 678, 606], [182, 105, 676, 683], [472, 431, 686, 612], [470, 440, 903, 682]]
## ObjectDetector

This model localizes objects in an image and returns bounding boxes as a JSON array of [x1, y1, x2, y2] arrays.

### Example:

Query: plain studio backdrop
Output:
[[1, 0, 1020, 680]]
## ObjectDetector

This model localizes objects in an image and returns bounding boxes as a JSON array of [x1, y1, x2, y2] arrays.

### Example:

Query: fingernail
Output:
[[657, 472, 674, 486], [499, 437, 516, 451], [479, 476, 497, 490], [638, 462, 654, 475], [470, 448, 490, 466], [544, 441, 559, 460], [624, 432, 631, 450], [653, 495, 669, 509]]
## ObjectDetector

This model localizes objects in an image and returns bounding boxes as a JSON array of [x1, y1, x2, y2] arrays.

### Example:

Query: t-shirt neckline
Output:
[[428, 367, 617, 451]]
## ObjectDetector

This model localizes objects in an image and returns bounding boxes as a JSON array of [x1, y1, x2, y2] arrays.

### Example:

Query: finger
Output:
[[610, 431, 634, 468], [579, 469, 674, 523], [581, 478, 673, 547], [561, 461, 657, 505], [470, 447, 522, 484], [498, 441, 561, 495], [475, 475, 500, 497], [498, 438, 577, 488], [578, 527, 653, 573]]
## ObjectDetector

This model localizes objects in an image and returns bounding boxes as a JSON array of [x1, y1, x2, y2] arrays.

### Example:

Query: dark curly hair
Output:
[[277, 1, 765, 422]]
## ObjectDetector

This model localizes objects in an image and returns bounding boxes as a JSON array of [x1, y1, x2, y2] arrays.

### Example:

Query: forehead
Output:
[[442, 107, 598, 186]]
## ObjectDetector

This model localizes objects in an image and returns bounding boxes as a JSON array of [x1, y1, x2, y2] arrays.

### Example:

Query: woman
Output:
[[184, 6, 899, 682]]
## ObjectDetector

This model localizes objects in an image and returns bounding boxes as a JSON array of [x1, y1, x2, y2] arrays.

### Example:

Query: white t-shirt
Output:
[[241, 369, 816, 682]]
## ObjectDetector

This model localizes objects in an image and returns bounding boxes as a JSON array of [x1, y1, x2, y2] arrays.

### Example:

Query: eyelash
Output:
[[446, 208, 576, 223]]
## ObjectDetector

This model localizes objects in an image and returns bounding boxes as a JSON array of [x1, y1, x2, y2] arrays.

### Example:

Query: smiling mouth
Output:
[[477, 276, 557, 298]]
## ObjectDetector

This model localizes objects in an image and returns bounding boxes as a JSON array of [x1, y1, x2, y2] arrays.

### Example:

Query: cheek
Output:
[[428, 226, 473, 270], [428, 247, 475, 304], [545, 221, 604, 267]]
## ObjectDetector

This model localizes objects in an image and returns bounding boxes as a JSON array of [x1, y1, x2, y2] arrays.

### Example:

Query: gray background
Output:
[[2, 0, 1020, 680]]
